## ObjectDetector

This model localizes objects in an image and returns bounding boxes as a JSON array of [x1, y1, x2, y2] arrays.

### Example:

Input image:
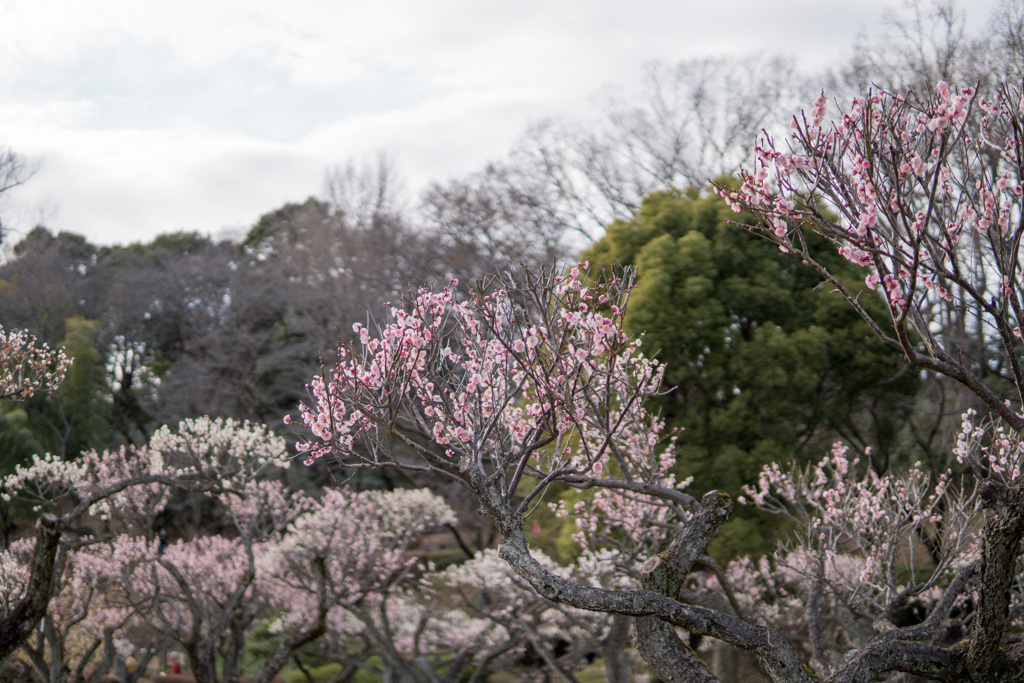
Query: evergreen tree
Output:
[[23, 316, 111, 459], [584, 188, 920, 554]]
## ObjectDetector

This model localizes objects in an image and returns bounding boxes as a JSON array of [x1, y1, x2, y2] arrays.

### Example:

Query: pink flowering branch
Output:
[[12, 541, 137, 683], [715, 78, 1024, 679], [732, 439, 981, 673], [292, 266, 822, 681], [293, 265, 693, 515], [0, 417, 289, 662], [423, 548, 614, 679], [84, 421, 301, 683], [0, 325, 69, 402], [717, 82, 1024, 432], [257, 488, 456, 680], [290, 254, 1024, 680]]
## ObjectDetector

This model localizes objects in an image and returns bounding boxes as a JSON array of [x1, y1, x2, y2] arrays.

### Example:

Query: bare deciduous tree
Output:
[[499, 54, 800, 239]]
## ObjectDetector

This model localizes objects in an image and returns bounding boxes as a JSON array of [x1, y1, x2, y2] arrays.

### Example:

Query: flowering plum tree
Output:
[[109, 534, 272, 683], [286, 514, 624, 682], [0, 417, 274, 660], [8, 540, 140, 683], [72, 417, 305, 683], [292, 266, 795, 681], [0, 324, 69, 402], [423, 548, 619, 682], [259, 487, 463, 683], [716, 79, 1024, 680], [310, 546, 620, 683], [0, 325, 75, 657], [9, 417, 465, 683], [292, 238, 1024, 680], [725, 441, 979, 677]]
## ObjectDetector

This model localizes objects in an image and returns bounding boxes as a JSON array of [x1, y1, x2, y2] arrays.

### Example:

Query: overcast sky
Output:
[[0, 0, 1000, 246]]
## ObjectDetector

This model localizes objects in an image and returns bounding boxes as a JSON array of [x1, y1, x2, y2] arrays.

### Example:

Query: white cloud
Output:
[[0, 0, 1002, 245], [3, 125, 320, 244]]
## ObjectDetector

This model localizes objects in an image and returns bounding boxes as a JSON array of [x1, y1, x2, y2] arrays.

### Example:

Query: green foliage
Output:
[[0, 409, 41, 475], [585, 188, 920, 556], [23, 316, 111, 459], [59, 317, 110, 448], [352, 660, 385, 683], [242, 198, 330, 250], [285, 662, 343, 683], [99, 230, 214, 265], [244, 621, 276, 660], [13, 226, 96, 264]]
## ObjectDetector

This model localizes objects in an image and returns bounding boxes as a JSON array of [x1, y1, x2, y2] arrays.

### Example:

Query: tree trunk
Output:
[[710, 642, 738, 683], [184, 645, 215, 683], [604, 614, 633, 683], [0, 514, 63, 660], [968, 481, 1024, 680], [634, 493, 730, 683]]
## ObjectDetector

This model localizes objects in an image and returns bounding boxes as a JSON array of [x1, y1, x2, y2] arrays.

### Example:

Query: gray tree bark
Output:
[[604, 614, 633, 683], [0, 514, 62, 660]]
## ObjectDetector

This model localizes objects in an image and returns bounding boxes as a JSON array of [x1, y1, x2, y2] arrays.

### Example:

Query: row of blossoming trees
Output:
[[0, 326, 623, 682], [8, 77, 1024, 683], [0, 416, 616, 682], [285, 77, 1024, 682]]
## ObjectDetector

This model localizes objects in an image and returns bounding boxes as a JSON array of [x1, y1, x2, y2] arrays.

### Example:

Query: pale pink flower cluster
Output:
[[108, 534, 257, 636], [347, 588, 495, 659], [1, 538, 139, 667], [293, 264, 672, 496], [719, 81, 1009, 315], [719, 545, 945, 661], [258, 487, 455, 635], [552, 429, 692, 569], [0, 324, 70, 401], [723, 549, 864, 635], [954, 408, 1024, 483], [424, 548, 611, 660], [1, 415, 435, 681], [149, 415, 290, 484], [0, 415, 301, 670], [1, 443, 171, 520], [2, 417, 289, 520], [727, 439, 981, 663], [0, 543, 29, 618], [741, 442, 969, 584], [82, 445, 171, 521], [2, 451, 90, 507], [44, 542, 136, 639], [226, 478, 309, 537]]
